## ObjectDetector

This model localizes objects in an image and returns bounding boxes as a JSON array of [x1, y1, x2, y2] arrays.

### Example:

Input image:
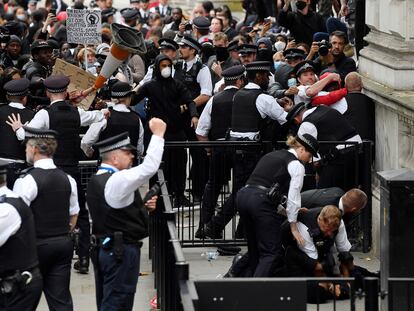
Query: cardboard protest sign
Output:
[[52, 58, 97, 110]]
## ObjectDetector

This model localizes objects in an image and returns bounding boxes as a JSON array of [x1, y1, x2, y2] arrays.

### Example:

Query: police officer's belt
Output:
[[0, 266, 40, 294], [245, 184, 270, 192]]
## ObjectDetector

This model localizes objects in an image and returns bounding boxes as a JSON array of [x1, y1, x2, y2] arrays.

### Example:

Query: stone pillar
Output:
[[358, 0, 414, 258]]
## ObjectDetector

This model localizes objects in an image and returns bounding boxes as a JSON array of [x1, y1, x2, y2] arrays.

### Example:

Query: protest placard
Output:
[[67, 9, 102, 45], [52, 58, 97, 111]]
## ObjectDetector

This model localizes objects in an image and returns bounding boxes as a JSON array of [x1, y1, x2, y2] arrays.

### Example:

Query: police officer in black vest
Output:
[[7, 74, 107, 274], [2, 78, 34, 187], [195, 65, 246, 238], [237, 134, 319, 277], [287, 101, 362, 190], [13, 127, 79, 311], [206, 61, 289, 238], [0, 160, 42, 311], [81, 81, 144, 162], [283, 205, 354, 302], [175, 36, 213, 203], [86, 118, 165, 311]]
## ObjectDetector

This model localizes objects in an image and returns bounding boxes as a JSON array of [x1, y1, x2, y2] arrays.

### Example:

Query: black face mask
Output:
[[257, 48, 273, 62], [215, 46, 229, 62], [296, 0, 307, 10]]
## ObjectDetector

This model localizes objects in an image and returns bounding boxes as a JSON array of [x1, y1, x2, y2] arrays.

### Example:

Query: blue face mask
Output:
[[274, 61, 283, 71], [287, 77, 297, 87]]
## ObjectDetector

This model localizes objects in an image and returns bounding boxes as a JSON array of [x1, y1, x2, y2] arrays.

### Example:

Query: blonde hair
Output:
[[77, 47, 96, 62], [213, 32, 228, 44], [286, 135, 303, 149], [318, 205, 342, 229]]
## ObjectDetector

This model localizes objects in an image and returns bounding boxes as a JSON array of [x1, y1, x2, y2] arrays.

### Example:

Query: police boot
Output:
[[74, 257, 89, 274]]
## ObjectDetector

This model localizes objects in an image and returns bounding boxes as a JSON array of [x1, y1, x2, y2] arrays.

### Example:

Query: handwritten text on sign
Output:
[[67, 9, 102, 45]]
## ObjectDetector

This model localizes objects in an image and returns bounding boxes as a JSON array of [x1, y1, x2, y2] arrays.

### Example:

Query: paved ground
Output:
[[37, 239, 379, 311]]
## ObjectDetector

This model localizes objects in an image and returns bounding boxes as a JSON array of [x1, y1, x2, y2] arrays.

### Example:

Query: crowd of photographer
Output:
[[0, 0, 377, 309]]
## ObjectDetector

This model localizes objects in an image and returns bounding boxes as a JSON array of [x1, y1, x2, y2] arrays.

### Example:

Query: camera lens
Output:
[[319, 45, 329, 56]]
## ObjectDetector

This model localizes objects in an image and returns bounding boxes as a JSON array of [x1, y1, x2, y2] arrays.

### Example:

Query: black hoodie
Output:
[[132, 54, 198, 133]]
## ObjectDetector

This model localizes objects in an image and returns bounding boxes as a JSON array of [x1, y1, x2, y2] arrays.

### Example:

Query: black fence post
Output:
[[365, 277, 379, 311], [361, 140, 373, 252]]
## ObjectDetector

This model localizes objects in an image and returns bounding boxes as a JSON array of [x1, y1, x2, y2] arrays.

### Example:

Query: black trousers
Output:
[[36, 236, 74, 311], [162, 131, 187, 198], [237, 186, 285, 277], [0, 268, 43, 311], [199, 147, 232, 227], [208, 149, 261, 233], [59, 165, 90, 259]]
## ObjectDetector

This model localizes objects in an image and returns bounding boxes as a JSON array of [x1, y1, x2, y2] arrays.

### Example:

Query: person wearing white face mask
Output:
[[131, 54, 199, 204]]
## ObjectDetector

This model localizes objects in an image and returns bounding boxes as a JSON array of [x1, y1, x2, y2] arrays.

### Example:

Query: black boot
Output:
[[74, 257, 89, 274]]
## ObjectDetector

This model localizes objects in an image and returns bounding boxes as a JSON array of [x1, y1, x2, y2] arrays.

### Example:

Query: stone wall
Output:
[[359, 0, 414, 258]]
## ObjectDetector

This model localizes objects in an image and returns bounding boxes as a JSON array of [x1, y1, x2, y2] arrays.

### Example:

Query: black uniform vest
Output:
[[209, 88, 237, 140], [45, 101, 81, 167], [0, 105, 34, 159], [174, 60, 203, 100], [303, 106, 357, 155], [86, 172, 149, 243], [247, 149, 298, 195], [298, 207, 337, 261], [26, 167, 71, 238], [99, 109, 141, 147], [231, 88, 263, 133], [0, 196, 38, 275]]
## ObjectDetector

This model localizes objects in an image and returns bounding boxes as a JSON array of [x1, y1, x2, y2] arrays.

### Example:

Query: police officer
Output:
[[237, 134, 319, 277], [195, 65, 245, 238], [86, 118, 165, 311], [1, 78, 34, 187], [176, 36, 213, 203], [283, 205, 353, 302], [287, 101, 362, 190], [120, 8, 140, 27], [206, 61, 288, 238], [0, 160, 42, 311], [13, 127, 79, 311], [81, 81, 144, 160]]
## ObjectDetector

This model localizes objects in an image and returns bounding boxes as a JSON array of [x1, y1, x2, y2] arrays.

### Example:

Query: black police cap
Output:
[[227, 40, 239, 52], [283, 48, 305, 59], [296, 133, 319, 157], [159, 38, 179, 51], [237, 44, 257, 55], [93, 132, 137, 154], [192, 16, 210, 30], [110, 81, 134, 98], [178, 36, 202, 54], [293, 60, 315, 78], [121, 8, 140, 21], [245, 61, 272, 72], [4, 78, 30, 96], [222, 65, 245, 81], [101, 8, 115, 17], [286, 102, 307, 123], [43, 75, 70, 93], [24, 126, 59, 139]]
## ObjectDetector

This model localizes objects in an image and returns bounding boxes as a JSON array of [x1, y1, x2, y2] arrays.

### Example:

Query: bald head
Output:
[[342, 188, 367, 215], [345, 72, 363, 92]]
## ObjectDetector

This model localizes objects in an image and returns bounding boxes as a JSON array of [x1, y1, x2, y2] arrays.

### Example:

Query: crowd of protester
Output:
[[0, 0, 377, 309]]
